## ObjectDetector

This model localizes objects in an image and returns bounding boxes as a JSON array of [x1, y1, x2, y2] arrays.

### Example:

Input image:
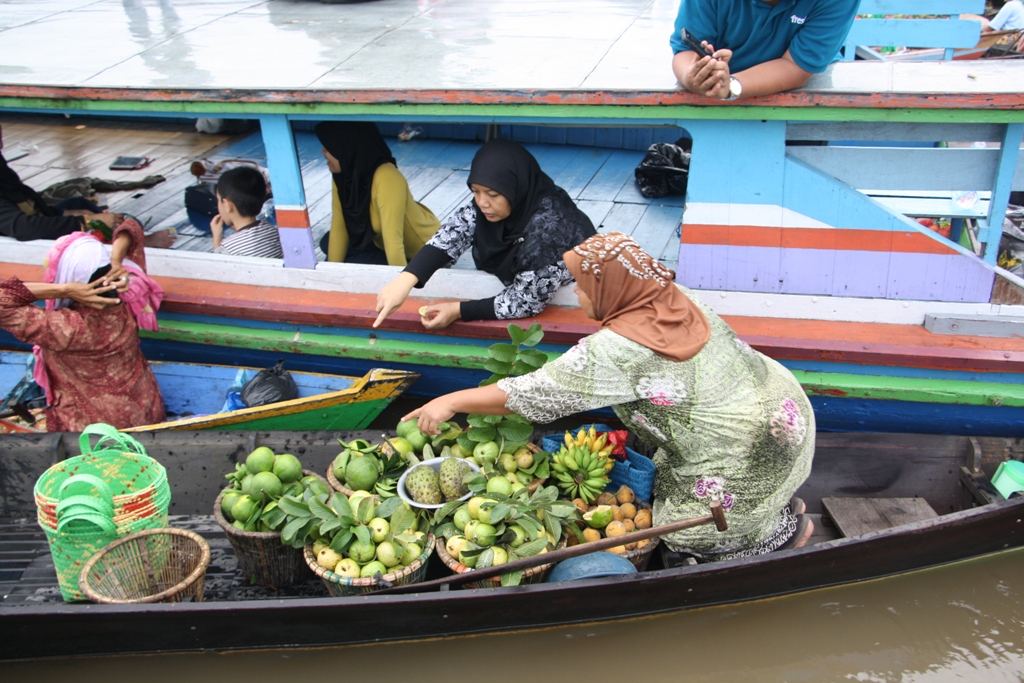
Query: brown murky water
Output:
[[4, 548, 1023, 682]]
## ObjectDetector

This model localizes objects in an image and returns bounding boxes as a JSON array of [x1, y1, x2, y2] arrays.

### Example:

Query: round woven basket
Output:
[[435, 535, 564, 589], [303, 534, 435, 597], [213, 469, 327, 588], [78, 527, 210, 604]]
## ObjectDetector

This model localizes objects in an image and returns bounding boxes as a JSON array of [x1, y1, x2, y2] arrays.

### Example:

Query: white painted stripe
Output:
[[4, 237, 1024, 327], [684, 203, 833, 229]]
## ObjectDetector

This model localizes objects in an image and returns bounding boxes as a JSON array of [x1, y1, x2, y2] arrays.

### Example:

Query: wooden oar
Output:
[[377, 499, 726, 594]]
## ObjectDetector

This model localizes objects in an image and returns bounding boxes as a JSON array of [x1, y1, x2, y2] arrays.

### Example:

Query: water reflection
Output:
[[3, 549, 1022, 682]]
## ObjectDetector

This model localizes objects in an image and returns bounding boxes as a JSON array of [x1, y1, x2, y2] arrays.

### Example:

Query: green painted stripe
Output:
[[219, 399, 391, 431], [144, 320, 1023, 407], [793, 370, 1024, 407], [2, 98, 1023, 124]]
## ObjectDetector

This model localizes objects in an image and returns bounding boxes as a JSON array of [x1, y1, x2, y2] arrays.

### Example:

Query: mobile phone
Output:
[[88, 264, 121, 299], [680, 28, 713, 59]]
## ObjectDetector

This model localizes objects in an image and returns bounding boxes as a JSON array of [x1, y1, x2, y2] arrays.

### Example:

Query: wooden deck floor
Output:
[[1, 116, 685, 269]]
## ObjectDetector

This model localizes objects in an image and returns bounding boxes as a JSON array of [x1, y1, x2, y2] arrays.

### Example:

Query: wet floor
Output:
[[3, 548, 1023, 681]]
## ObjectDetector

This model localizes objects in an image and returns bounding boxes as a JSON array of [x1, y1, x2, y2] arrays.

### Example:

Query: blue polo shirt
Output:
[[670, 0, 860, 74]]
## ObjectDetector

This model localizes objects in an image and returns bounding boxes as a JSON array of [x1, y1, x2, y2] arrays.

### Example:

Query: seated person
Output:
[[0, 217, 166, 431], [0, 124, 175, 247], [967, 0, 1024, 32], [315, 121, 440, 266], [404, 233, 816, 561], [373, 139, 596, 330], [670, 0, 860, 100], [211, 166, 283, 258]]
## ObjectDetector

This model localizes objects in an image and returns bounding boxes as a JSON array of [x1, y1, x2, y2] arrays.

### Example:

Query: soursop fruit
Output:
[[405, 465, 442, 505], [439, 457, 472, 502]]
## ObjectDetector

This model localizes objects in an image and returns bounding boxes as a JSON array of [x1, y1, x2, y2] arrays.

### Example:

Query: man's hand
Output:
[[373, 271, 418, 328], [420, 301, 461, 330], [674, 43, 732, 98]]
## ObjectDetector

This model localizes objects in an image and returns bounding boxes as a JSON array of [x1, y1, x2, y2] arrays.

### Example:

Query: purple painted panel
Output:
[[677, 244, 715, 289], [940, 255, 995, 302], [779, 247, 835, 295], [888, 252, 947, 300], [831, 250, 888, 298], [278, 228, 317, 270], [725, 245, 782, 293]]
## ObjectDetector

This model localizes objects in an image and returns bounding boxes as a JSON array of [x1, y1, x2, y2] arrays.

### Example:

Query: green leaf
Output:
[[483, 357, 514, 375], [506, 323, 526, 346], [456, 434, 477, 453], [353, 524, 372, 546], [374, 496, 403, 519], [520, 323, 544, 347], [475, 547, 495, 570], [330, 495, 353, 518], [308, 496, 338, 522], [496, 422, 533, 443], [530, 485, 559, 505], [466, 414, 491, 428], [487, 503, 512, 524], [276, 496, 311, 517], [281, 516, 308, 547], [487, 343, 518, 363], [548, 501, 580, 519], [467, 426, 497, 442], [329, 530, 353, 553], [500, 570, 523, 587], [515, 538, 549, 557], [483, 415, 504, 425], [510, 360, 539, 377], [544, 516, 562, 543], [432, 499, 464, 526], [390, 505, 416, 534], [319, 518, 342, 535], [517, 348, 549, 368]]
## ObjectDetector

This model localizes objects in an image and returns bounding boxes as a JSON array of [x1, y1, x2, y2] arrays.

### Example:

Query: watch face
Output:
[[730, 78, 742, 97]]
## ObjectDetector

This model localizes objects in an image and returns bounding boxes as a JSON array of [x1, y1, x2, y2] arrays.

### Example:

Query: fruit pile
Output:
[[433, 472, 579, 585], [220, 447, 323, 532], [309, 491, 429, 580], [550, 427, 615, 503], [569, 486, 653, 555]]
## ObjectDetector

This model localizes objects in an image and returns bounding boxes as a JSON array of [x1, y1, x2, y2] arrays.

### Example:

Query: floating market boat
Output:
[[0, 428, 1021, 660], [0, 351, 417, 433]]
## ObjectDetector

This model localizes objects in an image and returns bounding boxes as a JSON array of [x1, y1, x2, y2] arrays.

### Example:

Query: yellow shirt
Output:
[[325, 163, 440, 266]]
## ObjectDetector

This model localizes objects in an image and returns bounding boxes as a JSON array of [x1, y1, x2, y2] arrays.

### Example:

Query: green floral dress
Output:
[[498, 285, 814, 560]]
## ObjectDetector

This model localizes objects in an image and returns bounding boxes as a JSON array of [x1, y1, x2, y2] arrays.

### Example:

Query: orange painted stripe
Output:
[[683, 224, 959, 255], [274, 207, 310, 229]]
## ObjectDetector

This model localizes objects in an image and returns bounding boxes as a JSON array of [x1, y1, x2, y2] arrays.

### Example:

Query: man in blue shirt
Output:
[[670, 0, 859, 100]]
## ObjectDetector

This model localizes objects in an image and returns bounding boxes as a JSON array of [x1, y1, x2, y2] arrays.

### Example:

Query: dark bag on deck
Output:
[[240, 360, 299, 408], [184, 182, 218, 217], [634, 138, 692, 199]]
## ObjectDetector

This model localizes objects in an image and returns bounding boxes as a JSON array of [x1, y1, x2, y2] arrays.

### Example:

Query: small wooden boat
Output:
[[0, 351, 418, 433], [0, 428, 1021, 660]]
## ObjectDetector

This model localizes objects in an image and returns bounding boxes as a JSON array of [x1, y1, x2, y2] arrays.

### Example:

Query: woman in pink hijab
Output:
[[0, 217, 165, 431]]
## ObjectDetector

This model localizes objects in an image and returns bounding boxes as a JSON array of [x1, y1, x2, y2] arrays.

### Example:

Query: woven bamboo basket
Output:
[[303, 534, 435, 597], [571, 500, 659, 571], [435, 535, 565, 589], [78, 527, 210, 604], [213, 469, 327, 588]]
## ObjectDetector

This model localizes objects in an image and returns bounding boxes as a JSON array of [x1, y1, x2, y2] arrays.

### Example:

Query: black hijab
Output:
[[0, 151, 59, 216], [315, 122, 396, 253], [467, 139, 595, 284]]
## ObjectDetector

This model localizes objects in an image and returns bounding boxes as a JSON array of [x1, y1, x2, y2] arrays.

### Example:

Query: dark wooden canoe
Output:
[[1, 429, 1022, 660]]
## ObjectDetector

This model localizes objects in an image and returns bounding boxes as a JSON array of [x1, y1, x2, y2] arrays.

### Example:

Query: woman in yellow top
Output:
[[315, 122, 440, 265]]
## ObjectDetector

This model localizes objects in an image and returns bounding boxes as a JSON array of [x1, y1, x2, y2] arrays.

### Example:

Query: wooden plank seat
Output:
[[821, 496, 939, 537]]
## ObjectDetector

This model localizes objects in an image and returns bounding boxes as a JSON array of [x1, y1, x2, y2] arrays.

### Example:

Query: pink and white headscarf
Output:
[[33, 232, 164, 402]]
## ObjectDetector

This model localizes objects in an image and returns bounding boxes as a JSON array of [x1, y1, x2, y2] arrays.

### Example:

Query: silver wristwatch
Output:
[[726, 76, 742, 100]]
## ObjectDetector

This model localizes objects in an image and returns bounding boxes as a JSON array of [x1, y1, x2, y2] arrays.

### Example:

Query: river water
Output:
[[4, 548, 1022, 682]]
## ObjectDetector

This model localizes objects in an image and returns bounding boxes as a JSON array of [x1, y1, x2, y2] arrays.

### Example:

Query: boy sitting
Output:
[[212, 167, 283, 258]]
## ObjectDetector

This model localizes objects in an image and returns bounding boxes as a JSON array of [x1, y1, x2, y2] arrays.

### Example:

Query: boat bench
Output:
[[820, 497, 939, 537], [843, 0, 984, 61]]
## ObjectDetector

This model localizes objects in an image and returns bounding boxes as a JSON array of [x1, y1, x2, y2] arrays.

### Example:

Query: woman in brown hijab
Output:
[[403, 232, 815, 563]]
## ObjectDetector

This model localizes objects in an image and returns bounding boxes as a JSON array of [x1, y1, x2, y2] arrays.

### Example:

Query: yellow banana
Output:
[[575, 428, 587, 448], [593, 433, 608, 452], [564, 433, 574, 448]]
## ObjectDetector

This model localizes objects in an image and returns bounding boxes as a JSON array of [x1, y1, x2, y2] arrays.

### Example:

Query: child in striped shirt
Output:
[[211, 167, 283, 259]]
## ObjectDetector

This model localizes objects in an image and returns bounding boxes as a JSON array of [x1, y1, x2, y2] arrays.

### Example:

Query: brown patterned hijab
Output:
[[564, 232, 710, 362]]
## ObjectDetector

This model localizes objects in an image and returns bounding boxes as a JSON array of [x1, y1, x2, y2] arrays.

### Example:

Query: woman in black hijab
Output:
[[374, 139, 596, 329], [315, 122, 439, 266]]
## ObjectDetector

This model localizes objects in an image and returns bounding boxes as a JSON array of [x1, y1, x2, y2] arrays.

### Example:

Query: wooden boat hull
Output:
[[0, 352, 418, 433], [1, 429, 1022, 660]]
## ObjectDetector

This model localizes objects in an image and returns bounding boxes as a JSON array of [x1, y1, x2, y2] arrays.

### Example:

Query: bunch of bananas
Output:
[[550, 427, 615, 503]]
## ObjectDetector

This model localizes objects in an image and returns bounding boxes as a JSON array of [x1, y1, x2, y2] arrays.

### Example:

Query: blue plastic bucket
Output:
[[991, 460, 1024, 499]]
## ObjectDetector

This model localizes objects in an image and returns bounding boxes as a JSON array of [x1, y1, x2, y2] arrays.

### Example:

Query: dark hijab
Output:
[[0, 151, 59, 216], [314, 122, 396, 253], [467, 139, 595, 284]]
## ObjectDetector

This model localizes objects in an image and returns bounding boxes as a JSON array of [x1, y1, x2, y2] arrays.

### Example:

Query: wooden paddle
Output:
[[377, 499, 726, 594]]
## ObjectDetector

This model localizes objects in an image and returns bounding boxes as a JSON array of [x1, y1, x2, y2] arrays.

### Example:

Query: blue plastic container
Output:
[[991, 460, 1024, 499], [546, 552, 638, 583], [541, 424, 656, 503]]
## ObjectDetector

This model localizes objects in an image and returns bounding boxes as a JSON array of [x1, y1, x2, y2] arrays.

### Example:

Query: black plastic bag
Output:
[[240, 360, 299, 408], [184, 182, 218, 217], [635, 139, 691, 199]]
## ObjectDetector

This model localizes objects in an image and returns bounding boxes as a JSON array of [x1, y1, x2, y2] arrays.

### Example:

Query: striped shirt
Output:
[[215, 220, 283, 259]]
